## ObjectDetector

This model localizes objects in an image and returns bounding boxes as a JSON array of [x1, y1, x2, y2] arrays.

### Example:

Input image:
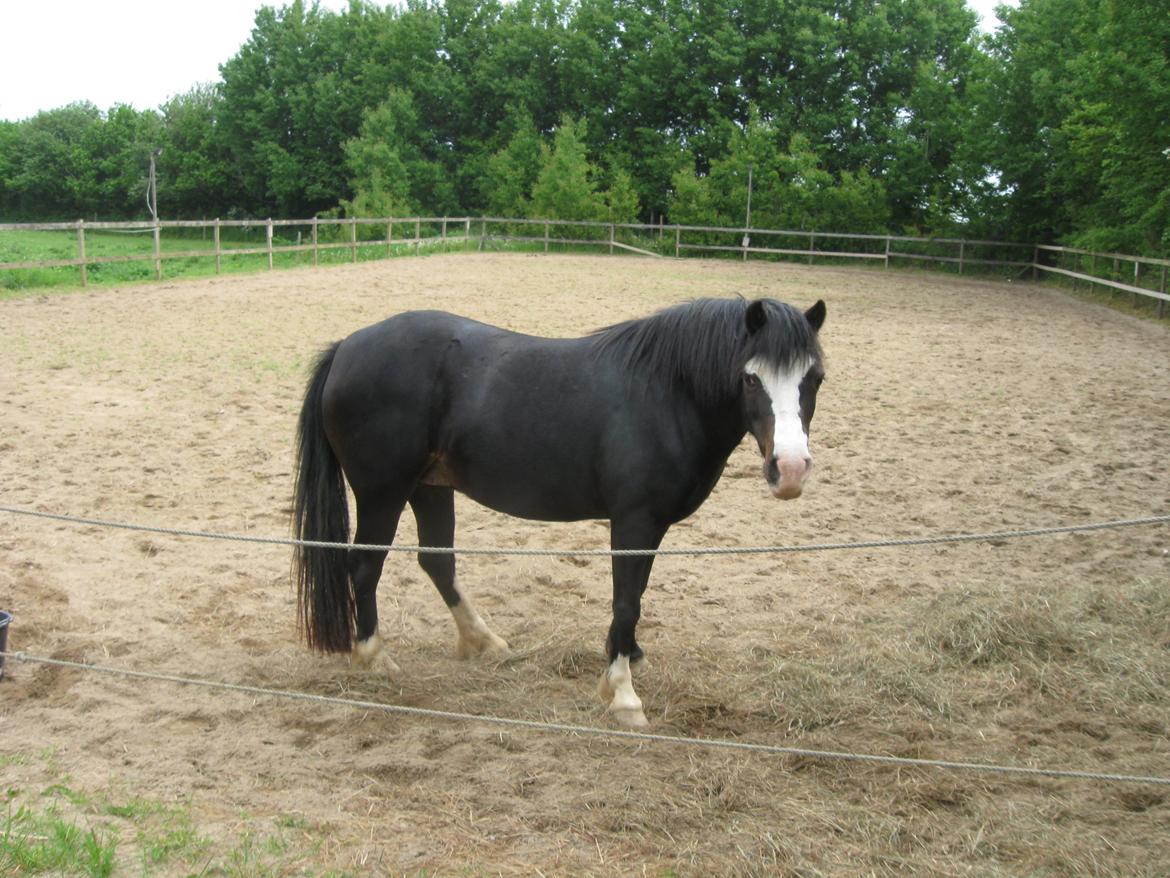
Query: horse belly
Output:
[[440, 442, 606, 523]]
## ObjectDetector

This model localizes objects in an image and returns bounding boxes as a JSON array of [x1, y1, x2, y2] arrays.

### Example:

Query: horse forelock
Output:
[[592, 297, 820, 405], [742, 299, 824, 375]]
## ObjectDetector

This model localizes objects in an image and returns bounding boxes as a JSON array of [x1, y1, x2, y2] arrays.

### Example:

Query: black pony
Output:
[[294, 296, 826, 726]]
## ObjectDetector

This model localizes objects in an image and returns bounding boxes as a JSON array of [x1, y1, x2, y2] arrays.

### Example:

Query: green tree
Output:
[[481, 108, 543, 218], [82, 104, 163, 217], [668, 165, 724, 228], [7, 103, 103, 218], [978, 0, 1169, 251], [528, 115, 606, 221], [158, 85, 235, 219], [602, 165, 641, 224], [343, 90, 424, 217]]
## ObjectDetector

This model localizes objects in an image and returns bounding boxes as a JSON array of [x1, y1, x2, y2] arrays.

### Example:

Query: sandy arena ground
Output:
[[1, 253, 1168, 875]]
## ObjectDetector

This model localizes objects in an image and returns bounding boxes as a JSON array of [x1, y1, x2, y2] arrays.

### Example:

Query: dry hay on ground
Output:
[[1, 253, 1169, 875]]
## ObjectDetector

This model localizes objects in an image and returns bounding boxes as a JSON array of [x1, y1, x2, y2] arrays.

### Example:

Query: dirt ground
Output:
[[1, 253, 1168, 875]]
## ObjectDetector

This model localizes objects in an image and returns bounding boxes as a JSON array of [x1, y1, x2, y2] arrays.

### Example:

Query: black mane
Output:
[[590, 297, 822, 406]]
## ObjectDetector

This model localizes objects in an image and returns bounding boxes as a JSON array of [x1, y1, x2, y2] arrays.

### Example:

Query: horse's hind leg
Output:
[[410, 485, 509, 659], [349, 493, 406, 673]]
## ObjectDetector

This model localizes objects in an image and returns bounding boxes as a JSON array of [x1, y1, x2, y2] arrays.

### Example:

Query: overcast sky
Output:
[[0, 0, 1017, 123]]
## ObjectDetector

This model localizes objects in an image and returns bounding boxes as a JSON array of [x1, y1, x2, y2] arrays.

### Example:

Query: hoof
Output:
[[351, 635, 401, 676], [598, 664, 648, 727], [456, 629, 510, 660], [608, 707, 650, 728]]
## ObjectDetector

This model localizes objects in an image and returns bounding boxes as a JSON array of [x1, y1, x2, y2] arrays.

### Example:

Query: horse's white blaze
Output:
[[744, 355, 814, 463], [449, 579, 509, 658]]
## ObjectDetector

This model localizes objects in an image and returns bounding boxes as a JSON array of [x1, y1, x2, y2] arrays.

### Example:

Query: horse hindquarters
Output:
[[293, 343, 355, 653]]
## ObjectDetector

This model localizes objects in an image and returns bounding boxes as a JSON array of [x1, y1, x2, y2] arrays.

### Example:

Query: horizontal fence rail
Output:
[[1034, 244, 1170, 316], [2, 217, 1167, 312], [2, 215, 1036, 286]]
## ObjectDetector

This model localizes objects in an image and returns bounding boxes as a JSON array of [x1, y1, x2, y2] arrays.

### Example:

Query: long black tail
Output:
[[293, 342, 354, 653]]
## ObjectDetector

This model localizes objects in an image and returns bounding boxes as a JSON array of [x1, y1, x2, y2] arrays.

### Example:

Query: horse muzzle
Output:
[[765, 454, 812, 500]]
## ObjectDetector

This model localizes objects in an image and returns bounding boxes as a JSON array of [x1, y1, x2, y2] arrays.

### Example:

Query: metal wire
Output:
[[1, 504, 1167, 557], [4, 650, 1167, 787]]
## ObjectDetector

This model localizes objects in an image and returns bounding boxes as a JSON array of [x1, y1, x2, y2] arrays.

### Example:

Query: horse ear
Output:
[[745, 300, 767, 335], [805, 299, 826, 332]]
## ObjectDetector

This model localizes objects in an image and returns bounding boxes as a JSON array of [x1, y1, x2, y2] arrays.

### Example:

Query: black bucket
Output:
[[0, 611, 11, 680]]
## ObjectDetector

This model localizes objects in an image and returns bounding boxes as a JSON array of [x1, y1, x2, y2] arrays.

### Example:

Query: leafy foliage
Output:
[[0, 0, 1165, 254]]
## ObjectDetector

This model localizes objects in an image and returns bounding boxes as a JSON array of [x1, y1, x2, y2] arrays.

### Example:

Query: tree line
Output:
[[0, 0, 1166, 254]]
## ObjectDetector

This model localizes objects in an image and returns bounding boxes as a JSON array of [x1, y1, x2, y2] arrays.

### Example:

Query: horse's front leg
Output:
[[599, 519, 666, 728]]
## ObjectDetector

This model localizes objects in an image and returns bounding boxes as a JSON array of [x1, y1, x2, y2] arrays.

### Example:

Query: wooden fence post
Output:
[[544, 221, 550, 253], [479, 219, 486, 252], [441, 218, 448, 249], [266, 218, 275, 270], [1158, 266, 1166, 319], [214, 219, 222, 274], [153, 219, 162, 280], [808, 231, 815, 266], [350, 218, 358, 264], [387, 220, 393, 257], [1133, 260, 1140, 309], [675, 226, 680, 258], [609, 223, 615, 255], [884, 235, 891, 270], [958, 240, 966, 275], [311, 218, 318, 267], [415, 219, 421, 256], [76, 219, 87, 287], [464, 217, 471, 251]]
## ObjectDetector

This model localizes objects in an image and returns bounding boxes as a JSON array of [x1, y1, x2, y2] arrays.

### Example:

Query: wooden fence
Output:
[[1032, 244, 1170, 317], [1, 216, 1166, 314]]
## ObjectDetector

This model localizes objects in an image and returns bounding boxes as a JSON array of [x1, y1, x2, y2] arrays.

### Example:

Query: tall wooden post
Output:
[[153, 219, 162, 280], [311, 218, 319, 267], [1158, 266, 1166, 319], [266, 218, 274, 270], [76, 219, 87, 287], [214, 219, 221, 274]]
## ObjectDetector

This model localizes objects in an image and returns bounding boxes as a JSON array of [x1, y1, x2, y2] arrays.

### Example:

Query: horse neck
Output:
[[675, 377, 748, 462]]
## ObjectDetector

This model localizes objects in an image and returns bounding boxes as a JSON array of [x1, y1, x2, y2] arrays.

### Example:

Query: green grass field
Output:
[[0, 224, 478, 295]]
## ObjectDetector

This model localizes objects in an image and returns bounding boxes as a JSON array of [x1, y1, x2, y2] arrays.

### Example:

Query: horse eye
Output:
[[744, 373, 760, 388]]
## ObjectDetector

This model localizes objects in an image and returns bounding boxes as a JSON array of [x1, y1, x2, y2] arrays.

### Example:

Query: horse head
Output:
[[740, 299, 826, 500]]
